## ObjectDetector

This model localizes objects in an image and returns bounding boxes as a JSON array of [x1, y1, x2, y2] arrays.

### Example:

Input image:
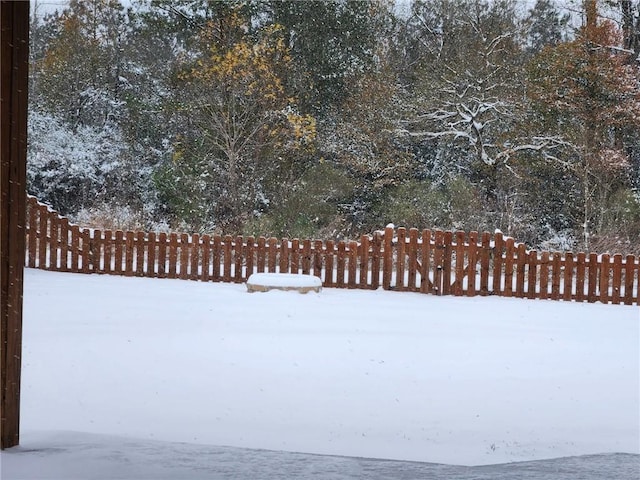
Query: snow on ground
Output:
[[2, 268, 639, 477]]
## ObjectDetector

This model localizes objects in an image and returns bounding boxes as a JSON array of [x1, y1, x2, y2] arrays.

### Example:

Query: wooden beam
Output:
[[1, 0, 29, 450]]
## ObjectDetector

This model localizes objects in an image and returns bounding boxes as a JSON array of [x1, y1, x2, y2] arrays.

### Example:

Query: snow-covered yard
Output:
[[3, 268, 639, 477]]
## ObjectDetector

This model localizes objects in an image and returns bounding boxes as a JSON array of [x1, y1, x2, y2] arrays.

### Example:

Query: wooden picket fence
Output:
[[24, 196, 639, 305]]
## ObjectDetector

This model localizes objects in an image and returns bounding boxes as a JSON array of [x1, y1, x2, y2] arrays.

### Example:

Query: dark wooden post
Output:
[[1, 0, 29, 450]]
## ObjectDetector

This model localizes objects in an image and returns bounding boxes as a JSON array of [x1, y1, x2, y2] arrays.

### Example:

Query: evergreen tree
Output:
[[525, 0, 571, 54]]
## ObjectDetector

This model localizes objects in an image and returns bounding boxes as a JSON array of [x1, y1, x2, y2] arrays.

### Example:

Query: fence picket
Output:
[[504, 238, 515, 297], [125, 231, 135, 277], [420, 229, 431, 294], [113, 231, 124, 274], [27, 199, 36, 267], [59, 218, 69, 271], [314, 240, 324, 279], [624, 255, 635, 305], [200, 234, 211, 281], [223, 235, 233, 280], [190, 234, 200, 280], [454, 231, 465, 296], [86, 228, 96, 272], [336, 241, 346, 288], [325, 240, 335, 287], [38, 204, 48, 269], [612, 254, 622, 304], [157, 233, 167, 278], [70, 226, 80, 272], [551, 253, 562, 300], [49, 214, 59, 270], [280, 239, 290, 274], [492, 232, 503, 294], [563, 253, 573, 301], [527, 250, 537, 299], [576, 253, 586, 302], [407, 229, 418, 291], [267, 237, 277, 273], [442, 231, 453, 296], [360, 235, 370, 289], [396, 228, 406, 291], [599, 254, 610, 304], [348, 241, 358, 288], [81, 229, 91, 273], [289, 239, 299, 274], [148, 232, 157, 278], [467, 232, 478, 297], [383, 227, 393, 290], [234, 236, 244, 282], [515, 243, 527, 298], [302, 239, 311, 275], [211, 235, 222, 282], [433, 230, 444, 295], [371, 232, 382, 290], [166, 233, 177, 278], [587, 253, 598, 303], [480, 232, 490, 295], [539, 252, 549, 299]]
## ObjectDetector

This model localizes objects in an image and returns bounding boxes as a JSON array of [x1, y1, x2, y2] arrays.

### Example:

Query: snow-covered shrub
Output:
[[27, 110, 125, 216], [72, 204, 170, 233]]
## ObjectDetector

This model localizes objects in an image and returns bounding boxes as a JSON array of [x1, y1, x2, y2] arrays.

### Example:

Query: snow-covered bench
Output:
[[246, 273, 322, 294]]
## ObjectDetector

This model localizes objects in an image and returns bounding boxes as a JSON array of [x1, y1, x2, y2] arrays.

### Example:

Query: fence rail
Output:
[[24, 196, 639, 305]]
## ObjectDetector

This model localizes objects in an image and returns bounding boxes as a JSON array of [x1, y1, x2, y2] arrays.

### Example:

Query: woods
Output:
[[27, 0, 640, 253]]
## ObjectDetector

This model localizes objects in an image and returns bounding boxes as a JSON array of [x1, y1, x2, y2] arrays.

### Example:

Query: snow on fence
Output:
[[24, 196, 639, 305]]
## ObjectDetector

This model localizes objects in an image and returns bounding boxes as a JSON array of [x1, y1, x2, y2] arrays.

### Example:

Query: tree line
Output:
[[28, 0, 640, 253]]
